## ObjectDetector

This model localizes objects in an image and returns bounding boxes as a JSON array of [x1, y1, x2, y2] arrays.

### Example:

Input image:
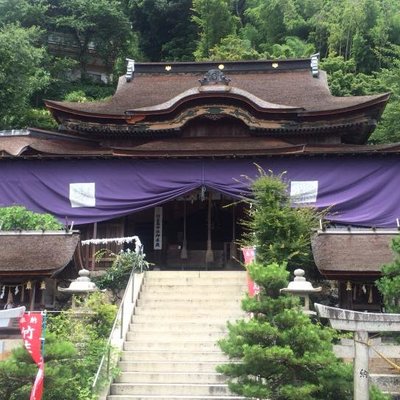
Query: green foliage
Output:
[[0, 23, 50, 129], [209, 34, 262, 61], [218, 263, 353, 400], [370, 385, 393, 400], [94, 248, 150, 295], [55, 0, 133, 75], [0, 205, 62, 231], [17, 107, 58, 130], [192, 0, 238, 60], [241, 169, 320, 269], [44, 292, 117, 399], [266, 36, 316, 59], [129, 0, 196, 61], [0, 331, 96, 400], [376, 236, 400, 313], [219, 172, 355, 399]]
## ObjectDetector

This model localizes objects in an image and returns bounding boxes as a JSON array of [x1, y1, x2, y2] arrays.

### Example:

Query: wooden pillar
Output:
[[29, 281, 36, 311], [205, 193, 214, 264], [230, 204, 237, 260], [181, 200, 188, 259], [91, 222, 97, 271]]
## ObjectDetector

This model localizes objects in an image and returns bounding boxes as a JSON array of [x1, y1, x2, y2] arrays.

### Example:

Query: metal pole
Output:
[[120, 303, 124, 339], [354, 330, 369, 400]]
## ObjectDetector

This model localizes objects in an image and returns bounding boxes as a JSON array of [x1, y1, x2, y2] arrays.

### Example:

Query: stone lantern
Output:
[[58, 269, 100, 307], [280, 269, 321, 315]]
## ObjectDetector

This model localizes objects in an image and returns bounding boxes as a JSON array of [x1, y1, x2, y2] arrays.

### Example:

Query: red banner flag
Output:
[[241, 246, 260, 297], [19, 313, 44, 400], [30, 361, 44, 400]]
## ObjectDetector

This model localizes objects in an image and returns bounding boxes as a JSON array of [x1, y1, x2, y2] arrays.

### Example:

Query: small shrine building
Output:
[[0, 57, 399, 311]]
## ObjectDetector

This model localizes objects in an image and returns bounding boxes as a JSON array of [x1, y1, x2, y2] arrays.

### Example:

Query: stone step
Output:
[[146, 271, 246, 279], [142, 284, 246, 292], [370, 374, 400, 394], [126, 331, 225, 341], [118, 361, 222, 373], [139, 292, 244, 301], [124, 341, 219, 352], [133, 306, 244, 316], [106, 270, 244, 400], [110, 383, 231, 396], [131, 315, 244, 324], [129, 322, 227, 332], [136, 299, 241, 307], [120, 350, 227, 362], [107, 396, 245, 400], [144, 278, 245, 286], [115, 372, 226, 384]]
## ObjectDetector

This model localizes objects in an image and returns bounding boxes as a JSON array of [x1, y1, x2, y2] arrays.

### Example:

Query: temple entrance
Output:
[[80, 188, 247, 270]]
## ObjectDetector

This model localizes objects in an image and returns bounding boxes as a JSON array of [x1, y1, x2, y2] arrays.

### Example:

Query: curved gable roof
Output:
[[45, 59, 389, 117]]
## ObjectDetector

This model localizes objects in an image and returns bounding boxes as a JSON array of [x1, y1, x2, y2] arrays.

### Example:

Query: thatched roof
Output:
[[0, 231, 80, 276], [46, 65, 387, 115], [311, 229, 398, 279]]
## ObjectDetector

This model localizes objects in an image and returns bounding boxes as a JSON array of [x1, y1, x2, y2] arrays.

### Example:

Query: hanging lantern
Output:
[[40, 281, 46, 290], [346, 281, 352, 291], [26, 281, 32, 290]]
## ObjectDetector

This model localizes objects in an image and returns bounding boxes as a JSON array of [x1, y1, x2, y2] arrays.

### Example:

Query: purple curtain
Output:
[[0, 156, 399, 227]]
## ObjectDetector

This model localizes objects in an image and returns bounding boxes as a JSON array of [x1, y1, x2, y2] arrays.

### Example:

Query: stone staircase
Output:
[[107, 270, 247, 400]]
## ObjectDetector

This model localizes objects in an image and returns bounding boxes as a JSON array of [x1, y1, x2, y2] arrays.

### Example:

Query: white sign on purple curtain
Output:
[[154, 206, 163, 250], [69, 183, 96, 208], [290, 181, 318, 204]]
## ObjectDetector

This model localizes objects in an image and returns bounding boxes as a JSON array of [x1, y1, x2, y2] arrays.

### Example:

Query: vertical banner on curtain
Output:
[[19, 313, 44, 400], [154, 206, 163, 250], [241, 246, 259, 297]]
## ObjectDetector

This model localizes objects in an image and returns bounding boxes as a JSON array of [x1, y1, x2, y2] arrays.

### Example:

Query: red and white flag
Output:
[[19, 313, 44, 400]]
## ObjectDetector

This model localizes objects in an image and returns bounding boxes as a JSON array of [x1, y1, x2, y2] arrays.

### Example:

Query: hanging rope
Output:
[[355, 338, 400, 373]]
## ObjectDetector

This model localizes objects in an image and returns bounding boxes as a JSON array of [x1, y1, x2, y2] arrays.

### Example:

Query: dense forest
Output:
[[0, 0, 399, 143]]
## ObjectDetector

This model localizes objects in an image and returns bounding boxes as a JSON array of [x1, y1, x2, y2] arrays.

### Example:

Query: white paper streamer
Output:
[[81, 236, 142, 253]]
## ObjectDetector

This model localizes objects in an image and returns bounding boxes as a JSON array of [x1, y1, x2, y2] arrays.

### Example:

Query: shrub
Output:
[[94, 248, 150, 295], [0, 205, 62, 230]]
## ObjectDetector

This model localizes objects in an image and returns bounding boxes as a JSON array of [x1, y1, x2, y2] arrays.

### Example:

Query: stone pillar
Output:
[[354, 330, 369, 400]]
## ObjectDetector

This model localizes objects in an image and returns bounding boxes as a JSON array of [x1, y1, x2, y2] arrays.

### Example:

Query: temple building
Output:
[[0, 57, 399, 310]]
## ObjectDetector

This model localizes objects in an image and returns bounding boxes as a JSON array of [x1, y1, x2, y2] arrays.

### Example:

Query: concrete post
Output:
[[354, 330, 369, 400]]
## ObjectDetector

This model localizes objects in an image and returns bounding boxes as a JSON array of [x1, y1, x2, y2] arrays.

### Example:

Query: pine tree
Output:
[[376, 236, 400, 313], [218, 171, 353, 399]]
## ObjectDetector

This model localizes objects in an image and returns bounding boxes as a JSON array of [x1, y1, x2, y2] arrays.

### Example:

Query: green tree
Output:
[[209, 34, 262, 61], [0, 333, 85, 400], [0, 0, 49, 27], [0, 24, 50, 129], [369, 59, 400, 144], [55, 0, 133, 76], [376, 236, 400, 313], [241, 170, 320, 269], [129, 0, 197, 61], [219, 172, 353, 399], [192, 0, 238, 60]]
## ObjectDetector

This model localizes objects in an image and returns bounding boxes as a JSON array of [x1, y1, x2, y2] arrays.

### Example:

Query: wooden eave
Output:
[[298, 92, 390, 117], [46, 94, 387, 147]]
